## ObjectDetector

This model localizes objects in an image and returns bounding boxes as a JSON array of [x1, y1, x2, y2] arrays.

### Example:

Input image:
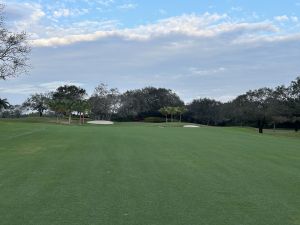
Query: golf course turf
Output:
[[0, 120, 299, 225]]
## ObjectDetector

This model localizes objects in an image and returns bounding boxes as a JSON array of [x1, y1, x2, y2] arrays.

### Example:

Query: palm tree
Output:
[[48, 99, 67, 123], [159, 107, 169, 122], [0, 98, 10, 111], [74, 100, 90, 125], [176, 106, 187, 122], [168, 107, 177, 122]]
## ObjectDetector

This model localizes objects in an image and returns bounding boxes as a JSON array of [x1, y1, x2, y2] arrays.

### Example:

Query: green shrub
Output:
[[144, 117, 164, 123]]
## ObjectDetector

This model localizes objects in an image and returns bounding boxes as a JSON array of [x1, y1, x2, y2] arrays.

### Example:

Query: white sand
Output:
[[87, 120, 114, 125], [183, 125, 199, 128]]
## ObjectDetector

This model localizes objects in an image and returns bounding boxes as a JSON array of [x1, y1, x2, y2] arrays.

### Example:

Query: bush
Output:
[[144, 117, 164, 123]]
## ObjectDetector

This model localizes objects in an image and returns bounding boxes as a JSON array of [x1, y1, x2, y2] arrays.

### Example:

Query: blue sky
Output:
[[1, 0, 300, 104]]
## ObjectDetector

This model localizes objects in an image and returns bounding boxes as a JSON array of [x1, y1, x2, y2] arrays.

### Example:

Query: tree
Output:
[[187, 98, 222, 125], [51, 85, 87, 124], [181, 77, 300, 132], [267, 85, 291, 130], [118, 87, 184, 120], [0, 5, 31, 80], [176, 106, 187, 122], [0, 98, 9, 110], [241, 88, 274, 133], [0, 5, 30, 110], [229, 94, 253, 126], [1, 104, 22, 118], [159, 107, 169, 122], [73, 100, 90, 125], [89, 84, 120, 120], [48, 99, 67, 123], [165, 106, 178, 122], [289, 76, 300, 132], [23, 93, 49, 117]]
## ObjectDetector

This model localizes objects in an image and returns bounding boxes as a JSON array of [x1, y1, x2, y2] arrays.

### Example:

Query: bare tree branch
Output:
[[0, 4, 31, 80]]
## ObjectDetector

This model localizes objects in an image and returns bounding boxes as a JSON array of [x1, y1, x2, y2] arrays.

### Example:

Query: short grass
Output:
[[0, 120, 299, 225]]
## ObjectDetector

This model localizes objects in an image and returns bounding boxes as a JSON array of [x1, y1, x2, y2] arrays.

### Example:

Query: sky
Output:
[[1, 0, 300, 104]]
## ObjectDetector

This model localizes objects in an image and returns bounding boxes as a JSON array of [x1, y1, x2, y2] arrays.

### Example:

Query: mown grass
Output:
[[0, 119, 299, 225]]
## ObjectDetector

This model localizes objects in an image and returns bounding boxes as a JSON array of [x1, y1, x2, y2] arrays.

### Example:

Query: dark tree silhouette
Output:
[[23, 93, 49, 117], [0, 97, 9, 110]]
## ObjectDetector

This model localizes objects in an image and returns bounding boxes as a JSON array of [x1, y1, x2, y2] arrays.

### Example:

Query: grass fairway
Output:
[[0, 120, 300, 225]]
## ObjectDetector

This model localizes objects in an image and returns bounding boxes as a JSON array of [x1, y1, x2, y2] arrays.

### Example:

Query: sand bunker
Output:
[[183, 125, 199, 128], [88, 121, 114, 125]]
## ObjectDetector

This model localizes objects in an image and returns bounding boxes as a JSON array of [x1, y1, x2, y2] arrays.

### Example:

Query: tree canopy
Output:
[[51, 85, 87, 124], [23, 93, 49, 117], [118, 87, 184, 120]]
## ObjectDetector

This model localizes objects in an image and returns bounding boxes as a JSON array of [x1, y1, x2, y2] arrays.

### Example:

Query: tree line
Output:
[[186, 77, 300, 133], [1, 77, 300, 133], [18, 84, 184, 125]]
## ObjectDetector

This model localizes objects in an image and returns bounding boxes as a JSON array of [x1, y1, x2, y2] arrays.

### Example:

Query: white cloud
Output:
[[231, 6, 243, 12], [274, 15, 299, 23], [291, 16, 299, 22], [274, 15, 289, 22], [6, 5, 287, 49], [53, 8, 71, 18], [6, 3, 46, 31], [40, 19, 119, 38], [163, 67, 227, 80], [233, 33, 300, 45], [30, 13, 281, 47], [189, 67, 226, 76], [118, 3, 137, 10], [52, 8, 89, 18], [96, 0, 115, 6], [31, 31, 111, 47]]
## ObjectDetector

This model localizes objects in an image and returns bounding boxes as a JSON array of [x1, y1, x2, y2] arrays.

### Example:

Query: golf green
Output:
[[0, 120, 299, 225]]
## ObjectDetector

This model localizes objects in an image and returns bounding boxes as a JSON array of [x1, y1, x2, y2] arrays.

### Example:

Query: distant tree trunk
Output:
[[39, 110, 43, 117], [258, 118, 265, 134], [83, 113, 85, 124], [273, 123, 276, 131], [68, 113, 72, 124], [165, 115, 168, 123], [180, 114, 182, 122]]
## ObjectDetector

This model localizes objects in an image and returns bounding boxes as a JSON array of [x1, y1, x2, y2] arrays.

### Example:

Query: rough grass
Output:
[[0, 120, 299, 225]]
